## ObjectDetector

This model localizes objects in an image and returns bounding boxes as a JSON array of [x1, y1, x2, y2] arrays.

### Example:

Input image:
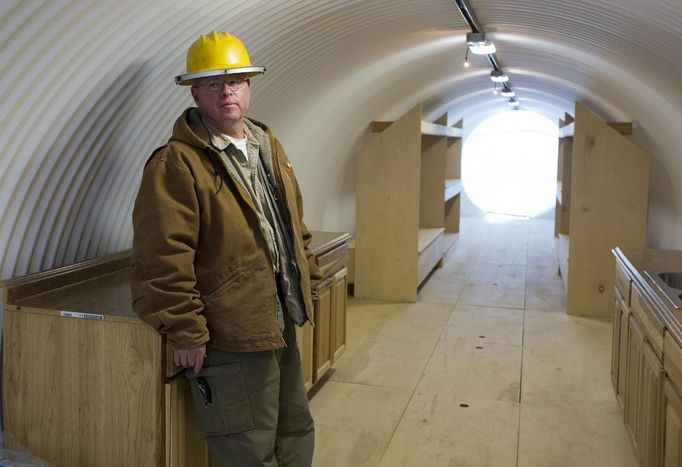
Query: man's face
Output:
[[191, 74, 251, 135]]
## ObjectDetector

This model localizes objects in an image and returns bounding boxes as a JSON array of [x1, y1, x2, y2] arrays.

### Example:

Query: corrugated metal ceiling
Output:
[[0, 0, 680, 278]]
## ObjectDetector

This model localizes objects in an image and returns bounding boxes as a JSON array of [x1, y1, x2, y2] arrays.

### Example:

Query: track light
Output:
[[490, 70, 509, 83], [456, 3, 520, 109], [466, 32, 496, 55]]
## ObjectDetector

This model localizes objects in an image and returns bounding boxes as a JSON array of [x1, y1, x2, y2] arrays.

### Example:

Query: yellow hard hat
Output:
[[175, 32, 266, 85]]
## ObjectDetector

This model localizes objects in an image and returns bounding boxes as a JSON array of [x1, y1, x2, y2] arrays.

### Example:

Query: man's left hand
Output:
[[174, 344, 206, 373]]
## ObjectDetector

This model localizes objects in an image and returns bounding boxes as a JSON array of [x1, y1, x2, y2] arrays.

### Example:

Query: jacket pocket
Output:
[[185, 361, 255, 436], [203, 267, 246, 303]]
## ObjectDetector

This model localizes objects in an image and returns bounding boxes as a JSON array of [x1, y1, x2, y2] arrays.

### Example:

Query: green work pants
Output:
[[186, 317, 314, 467]]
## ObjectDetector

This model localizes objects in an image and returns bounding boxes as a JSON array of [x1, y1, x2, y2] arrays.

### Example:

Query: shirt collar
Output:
[[202, 118, 259, 153]]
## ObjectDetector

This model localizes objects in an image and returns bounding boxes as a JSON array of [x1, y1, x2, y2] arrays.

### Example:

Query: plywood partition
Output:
[[445, 195, 461, 235], [445, 136, 462, 235], [420, 135, 446, 228], [555, 136, 572, 236], [565, 102, 649, 317], [355, 104, 422, 302], [355, 105, 462, 301], [446, 137, 462, 180]]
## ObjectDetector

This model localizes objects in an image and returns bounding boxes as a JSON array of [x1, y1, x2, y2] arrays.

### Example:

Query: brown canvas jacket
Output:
[[130, 108, 321, 352]]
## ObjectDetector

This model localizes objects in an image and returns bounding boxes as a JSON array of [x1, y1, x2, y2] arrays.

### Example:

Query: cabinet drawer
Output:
[[615, 261, 631, 307], [665, 330, 682, 395], [632, 288, 663, 359]]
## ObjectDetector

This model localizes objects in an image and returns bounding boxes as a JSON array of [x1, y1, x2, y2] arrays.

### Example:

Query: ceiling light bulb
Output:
[[469, 41, 496, 54], [501, 89, 515, 97], [490, 70, 509, 83], [464, 59, 470, 68], [466, 32, 496, 55]]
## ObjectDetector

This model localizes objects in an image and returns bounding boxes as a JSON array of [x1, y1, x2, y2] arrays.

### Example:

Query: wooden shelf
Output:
[[418, 228, 445, 254], [555, 102, 648, 317], [420, 121, 462, 138], [445, 178, 461, 202], [559, 115, 633, 138], [372, 120, 463, 138], [559, 122, 574, 138], [417, 228, 444, 286], [443, 232, 459, 254], [356, 104, 461, 302]]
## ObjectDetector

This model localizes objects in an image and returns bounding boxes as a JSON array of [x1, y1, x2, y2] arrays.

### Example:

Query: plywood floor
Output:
[[309, 216, 636, 467]]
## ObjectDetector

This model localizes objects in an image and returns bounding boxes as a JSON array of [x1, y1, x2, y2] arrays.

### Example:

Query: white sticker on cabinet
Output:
[[60, 311, 104, 321]]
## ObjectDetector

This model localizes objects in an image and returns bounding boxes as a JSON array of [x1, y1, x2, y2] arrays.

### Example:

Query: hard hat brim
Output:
[[175, 66, 266, 86]]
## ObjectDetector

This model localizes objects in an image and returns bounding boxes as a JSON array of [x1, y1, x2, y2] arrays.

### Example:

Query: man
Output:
[[130, 31, 320, 467]]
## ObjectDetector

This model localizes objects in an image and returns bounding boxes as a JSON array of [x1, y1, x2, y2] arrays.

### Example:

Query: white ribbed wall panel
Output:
[[0, 0, 681, 279]]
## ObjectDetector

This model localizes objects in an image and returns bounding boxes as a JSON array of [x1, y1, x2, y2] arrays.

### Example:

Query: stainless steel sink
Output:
[[659, 272, 682, 290], [644, 270, 682, 309]]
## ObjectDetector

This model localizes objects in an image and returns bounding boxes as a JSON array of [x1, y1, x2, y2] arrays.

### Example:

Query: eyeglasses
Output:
[[195, 77, 248, 93]]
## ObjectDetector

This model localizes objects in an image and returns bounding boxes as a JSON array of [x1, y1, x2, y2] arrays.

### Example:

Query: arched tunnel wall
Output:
[[1, 0, 680, 279]]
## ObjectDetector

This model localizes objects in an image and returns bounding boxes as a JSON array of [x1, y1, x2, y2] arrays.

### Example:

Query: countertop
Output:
[[9, 231, 351, 319]]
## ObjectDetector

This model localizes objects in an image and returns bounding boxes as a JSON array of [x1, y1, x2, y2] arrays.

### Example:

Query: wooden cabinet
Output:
[[612, 282, 629, 409], [331, 268, 348, 362], [663, 330, 682, 467], [611, 248, 682, 467], [620, 290, 665, 466], [622, 288, 668, 467], [355, 104, 462, 302], [663, 379, 682, 467], [313, 278, 333, 381], [166, 376, 212, 467], [295, 323, 314, 391], [1, 253, 176, 467], [1, 231, 351, 466], [640, 342, 664, 467], [625, 313, 645, 450], [557, 103, 649, 317], [308, 231, 351, 384]]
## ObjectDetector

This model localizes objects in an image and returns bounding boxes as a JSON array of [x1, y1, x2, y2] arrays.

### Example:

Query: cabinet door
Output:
[[639, 342, 664, 467], [618, 297, 631, 415], [296, 322, 314, 391], [166, 376, 211, 467], [612, 290, 624, 397], [2, 309, 164, 467], [663, 379, 682, 467], [313, 280, 333, 382], [331, 268, 348, 363], [625, 313, 644, 452]]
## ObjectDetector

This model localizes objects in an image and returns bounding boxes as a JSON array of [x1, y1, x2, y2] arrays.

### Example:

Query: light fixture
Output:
[[508, 99, 520, 108], [463, 48, 470, 67], [466, 32, 496, 55], [501, 89, 515, 98], [490, 70, 509, 83]]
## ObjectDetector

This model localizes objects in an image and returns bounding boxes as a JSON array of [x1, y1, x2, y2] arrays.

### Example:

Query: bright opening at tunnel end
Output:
[[462, 110, 559, 220]]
